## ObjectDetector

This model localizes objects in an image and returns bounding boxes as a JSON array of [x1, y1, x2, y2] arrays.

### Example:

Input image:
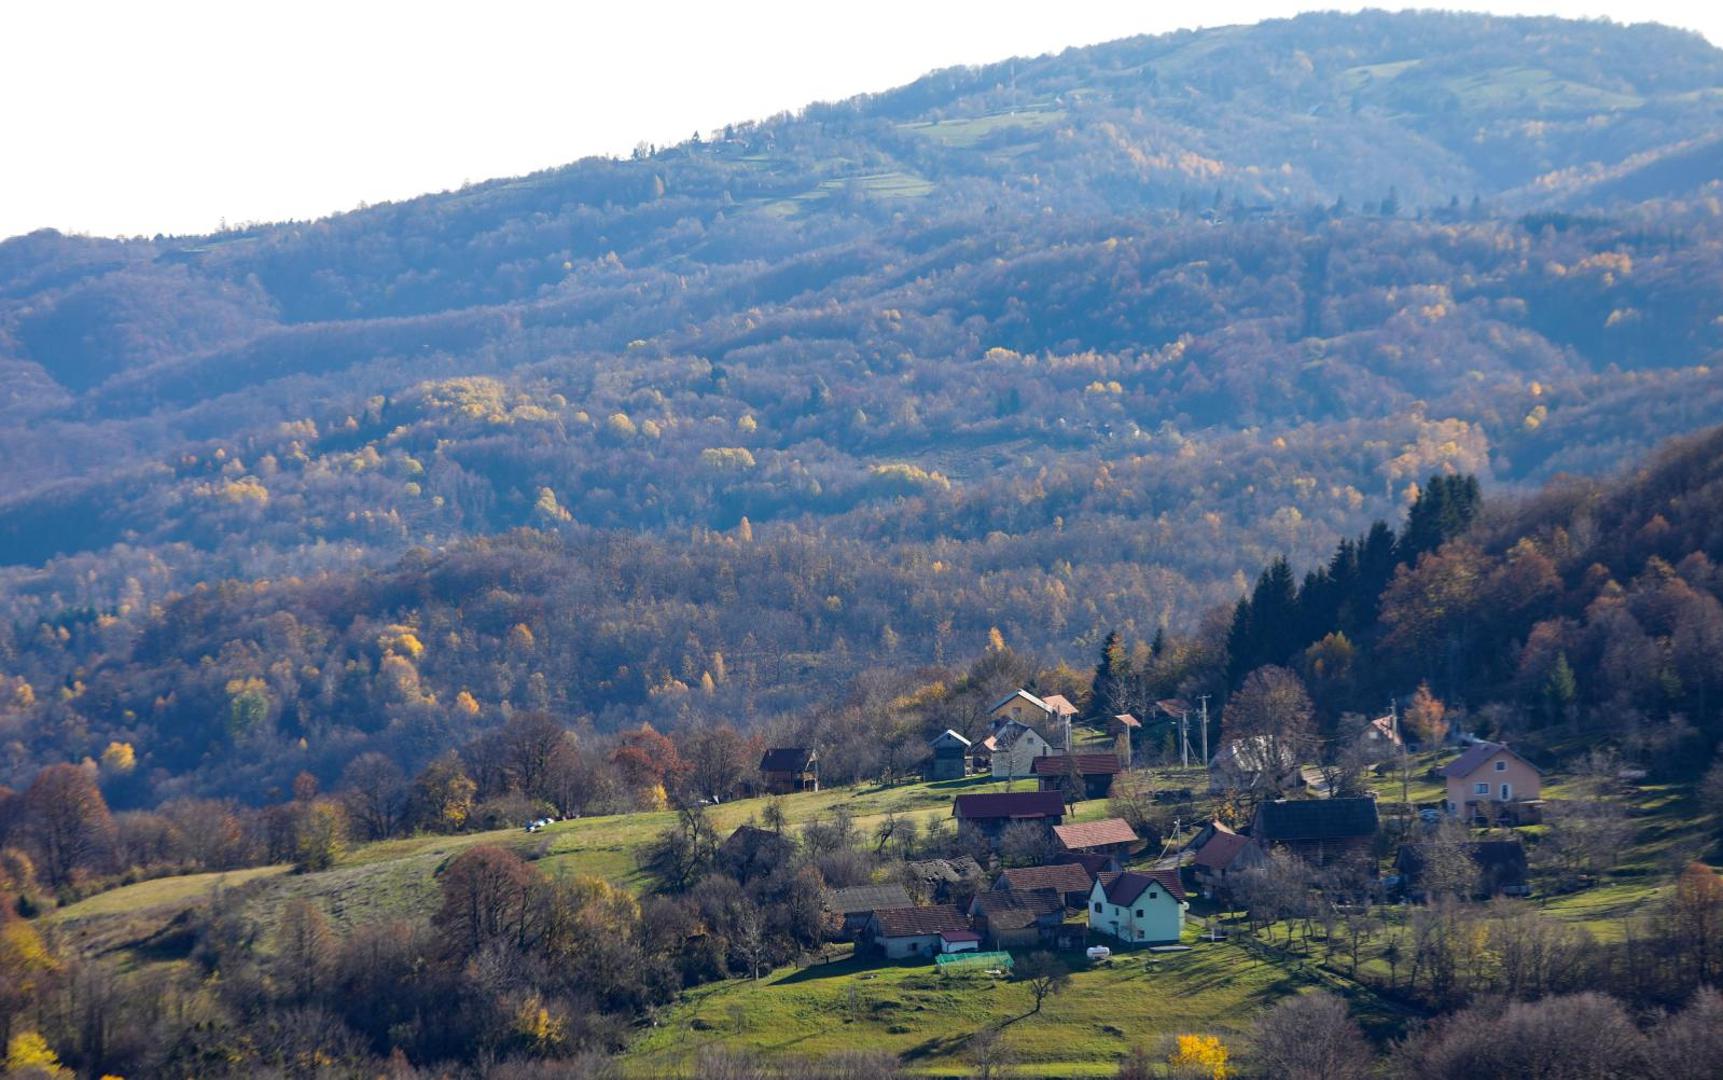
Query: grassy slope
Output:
[[625, 930, 1333, 1079]]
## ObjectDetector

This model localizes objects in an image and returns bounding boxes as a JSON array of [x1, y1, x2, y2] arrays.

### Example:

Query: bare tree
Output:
[[1016, 952, 1071, 1016], [1249, 991, 1372, 1080]]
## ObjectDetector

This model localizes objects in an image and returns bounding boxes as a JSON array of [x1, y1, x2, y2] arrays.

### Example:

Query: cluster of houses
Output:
[[842, 785, 1191, 959], [747, 688, 1549, 964]]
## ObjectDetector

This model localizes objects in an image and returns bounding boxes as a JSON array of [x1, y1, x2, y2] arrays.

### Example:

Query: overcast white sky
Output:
[[2, 0, 1718, 240]]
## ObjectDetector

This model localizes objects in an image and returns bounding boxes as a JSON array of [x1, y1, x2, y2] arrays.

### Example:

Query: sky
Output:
[[3, 0, 1720, 241]]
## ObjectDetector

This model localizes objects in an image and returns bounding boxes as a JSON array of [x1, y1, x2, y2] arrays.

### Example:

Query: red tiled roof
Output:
[[952, 791, 1066, 820], [1193, 830, 1254, 872], [1041, 694, 1079, 717], [1054, 851, 1118, 878], [1098, 869, 1186, 905], [940, 929, 982, 943], [871, 904, 969, 938], [999, 863, 1093, 896], [1031, 753, 1123, 777], [971, 887, 1064, 929], [1052, 818, 1139, 850]]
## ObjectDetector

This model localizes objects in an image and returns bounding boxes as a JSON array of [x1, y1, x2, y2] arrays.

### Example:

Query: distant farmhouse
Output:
[[759, 747, 818, 794], [865, 904, 973, 959], [985, 690, 1067, 777], [951, 790, 1066, 842], [1251, 796, 1380, 868], [829, 883, 915, 940], [925, 729, 972, 781], [1441, 741, 1542, 824], [1052, 817, 1140, 858], [1088, 870, 1187, 945], [1032, 752, 1122, 799]]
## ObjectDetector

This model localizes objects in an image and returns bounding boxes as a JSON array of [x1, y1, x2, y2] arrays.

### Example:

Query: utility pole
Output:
[[1198, 694, 1210, 766], [1388, 697, 1399, 743], [1179, 709, 1190, 768]]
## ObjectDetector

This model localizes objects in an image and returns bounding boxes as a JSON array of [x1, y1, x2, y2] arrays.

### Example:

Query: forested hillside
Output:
[[2, 11, 1723, 806]]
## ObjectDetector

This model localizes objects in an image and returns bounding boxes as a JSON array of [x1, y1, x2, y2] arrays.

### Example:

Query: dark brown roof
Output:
[[1098, 869, 1187, 905], [971, 887, 1064, 929], [1054, 851, 1119, 878], [1440, 741, 1539, 779], [829, 884, 914, 916], [952, 790, 1066, 821], [1052, 818, 1139, 850], [871, 904, 969, 938], [998, 863, 1093, 896], [1031, 753, 1123, 777], [760, 747, 814, 772], [1254, 797, 1379, 842], [1193, 829, 1255, 872]]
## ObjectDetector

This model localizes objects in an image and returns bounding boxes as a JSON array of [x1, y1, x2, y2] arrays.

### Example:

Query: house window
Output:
[[1501, 783, 1511, 800], [1495, 760, 1507, 772], [1474, 782, 1489, 795], [1135, 909, 1144, 917], [1093, 902, 1102, 913]]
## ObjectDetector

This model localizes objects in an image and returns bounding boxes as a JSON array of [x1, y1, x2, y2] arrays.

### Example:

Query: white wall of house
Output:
[[1086, 880, 1185, 945], [877, 933, 941, 960], [991, 725, 1054, 779]]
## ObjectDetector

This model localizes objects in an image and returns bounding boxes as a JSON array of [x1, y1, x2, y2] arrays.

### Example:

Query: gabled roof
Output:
[[1440, 741, 1540, 779], [1255, 797, 1380, 842], [1054, 851, 1120, 878], [1040, 693, 1079, 717], [1112, 713, 1141, 729], [1097, 869, 1186, 905], [930, 728, 972, 749], [1364, 714, 1403, 745], [829, 884, 914, 916], [998, 863, 1093, 896], [1193, 828, 1255, 872], [1031, 753, 1123, 777], [1210, 735, 1297, 773], [871, 904, 969, 938], [1154, 698, 1191, 717], [760, 747, 815, 772], [953, 791, 1066, 821], [971, 886, 1064, 929], [992, 720, 1046, 751], [1053, 818, 1139, 851], [989, 689, 1051, 715]]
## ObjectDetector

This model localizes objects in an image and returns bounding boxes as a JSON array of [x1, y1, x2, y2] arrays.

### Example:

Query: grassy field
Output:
[[625, 926, 1351, 1078], [899, 107, 1066, 149]]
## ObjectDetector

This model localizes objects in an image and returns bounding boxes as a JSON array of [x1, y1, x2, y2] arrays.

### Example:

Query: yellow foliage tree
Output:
[[100, 741, 136, 774], [1169, 1034, 1229, 1079], [455, 690, 481, 717], [510, 623, 536, 651], [5, 1031, 68, 1077]]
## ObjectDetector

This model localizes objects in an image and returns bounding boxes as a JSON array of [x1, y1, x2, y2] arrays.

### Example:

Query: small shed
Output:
[[926, 729, 972, 781], [759, 747, 818, 794]]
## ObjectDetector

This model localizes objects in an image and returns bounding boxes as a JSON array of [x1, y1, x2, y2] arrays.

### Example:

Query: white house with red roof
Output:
[[1087, 869, 1187, 945]]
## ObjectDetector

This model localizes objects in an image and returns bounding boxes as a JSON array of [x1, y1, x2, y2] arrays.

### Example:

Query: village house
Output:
[[1441, 741, 1542, 823], [1251, 796, 1380, 868], [1088, 870, 1187, 946], [1354, 712, 1403, 754], [1187, 820, 1264, 895], [969, 886, 1068, 950], [758, 747, 818, 794], [1051, 817, 1141, 858], [951, 790, 1066, 841], [995, 862, 1095, 910], [1208, 735, 1303, 793], [989, 719, 1057, 779], [1031, 752, 1123, 799], [865, 904, 973, 960], [925, 729, 972, 781], [1393, 839, 1531, 900], [828, 883, 915, 940], [989, 689, 1056, 726]]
